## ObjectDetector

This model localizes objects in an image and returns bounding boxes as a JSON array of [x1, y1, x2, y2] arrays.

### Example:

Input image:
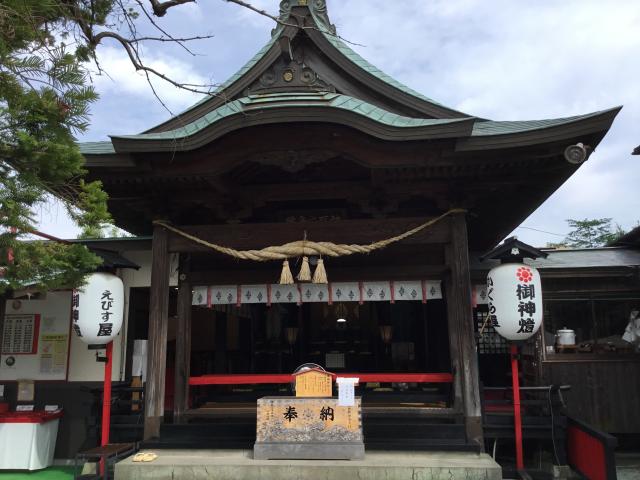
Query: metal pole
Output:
[[511, 343, 524, 471]]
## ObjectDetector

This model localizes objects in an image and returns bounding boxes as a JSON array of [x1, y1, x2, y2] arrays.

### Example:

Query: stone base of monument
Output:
[[115, 449, 502, 480], [253, 396, 365, 460], [254, 441, 365, 460]]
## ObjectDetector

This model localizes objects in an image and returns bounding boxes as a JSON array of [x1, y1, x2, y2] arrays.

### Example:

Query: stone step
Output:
[[115, 449, 502, 480]]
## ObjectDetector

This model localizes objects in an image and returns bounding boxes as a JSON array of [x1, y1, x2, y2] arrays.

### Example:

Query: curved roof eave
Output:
[[81, 105, 621, 158], [109, 93, 475, 154], [455, 106, 621, 151]]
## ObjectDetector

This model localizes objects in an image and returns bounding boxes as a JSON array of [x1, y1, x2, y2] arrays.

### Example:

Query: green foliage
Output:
[[2, 241, 102, 292], [0, 0, 114, 294], [560, 218, 626, 249]]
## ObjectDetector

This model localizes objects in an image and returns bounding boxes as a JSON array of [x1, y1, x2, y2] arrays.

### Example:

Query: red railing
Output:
[[189, 372, 453, 386]]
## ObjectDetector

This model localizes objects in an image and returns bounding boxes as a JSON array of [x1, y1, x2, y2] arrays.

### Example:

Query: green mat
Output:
[[0, 466, 74, 480]]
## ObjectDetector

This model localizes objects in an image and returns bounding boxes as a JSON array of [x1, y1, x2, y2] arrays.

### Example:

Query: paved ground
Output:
[[617, 453, 640, 480], [3, 453, 636, 479], [0, 466, 74, 480]]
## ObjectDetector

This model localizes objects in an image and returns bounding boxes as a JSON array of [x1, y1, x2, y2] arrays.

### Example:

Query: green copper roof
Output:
[[143, 1, 468, 133], [79, 141, 115, 155], [77, 2, 620, 156], [79, 100, 620, 156], [471, 108, 621, 136], [111, 92, 472, 143]]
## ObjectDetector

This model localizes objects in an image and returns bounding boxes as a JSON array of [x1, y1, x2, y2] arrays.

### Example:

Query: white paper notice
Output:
[[337, 377, 358, 406]]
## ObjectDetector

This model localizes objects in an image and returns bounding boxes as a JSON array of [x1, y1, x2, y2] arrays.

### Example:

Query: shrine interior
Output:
[[127, 287, 453, 413]]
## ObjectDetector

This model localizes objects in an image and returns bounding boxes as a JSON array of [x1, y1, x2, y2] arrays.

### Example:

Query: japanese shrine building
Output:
[[78, 0, 619, 450]]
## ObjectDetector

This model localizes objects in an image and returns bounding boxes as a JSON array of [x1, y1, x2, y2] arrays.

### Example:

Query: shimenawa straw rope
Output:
[[152, 208, 466, 262]]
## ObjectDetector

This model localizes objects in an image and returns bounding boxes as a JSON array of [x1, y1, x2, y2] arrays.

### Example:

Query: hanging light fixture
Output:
[[335, 303, 348, 323], [379, 325, 393, 344], [285, 327, 299, 346]]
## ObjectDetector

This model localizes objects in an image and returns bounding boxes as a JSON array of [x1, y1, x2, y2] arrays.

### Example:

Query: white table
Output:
[[0, 411, 62, 470]]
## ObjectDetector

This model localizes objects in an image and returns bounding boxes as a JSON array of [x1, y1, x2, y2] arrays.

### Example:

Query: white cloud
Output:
[[37, 0, 640, 246], [91, 46, 206, 112], [330, 0, 640, 246]]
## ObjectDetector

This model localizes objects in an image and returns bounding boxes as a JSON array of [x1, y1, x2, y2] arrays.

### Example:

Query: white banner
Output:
[[330, 282, 360, 303], [473, 284, 489, 305], [193, 281, 442, 306]]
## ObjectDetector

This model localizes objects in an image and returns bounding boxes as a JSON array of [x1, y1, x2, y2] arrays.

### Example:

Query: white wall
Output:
[[0, 292, 71, 381], [118, 251, 178, 288], [1, 248, 172, 383]]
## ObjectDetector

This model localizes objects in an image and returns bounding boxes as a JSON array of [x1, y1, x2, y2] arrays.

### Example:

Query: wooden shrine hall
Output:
[[79, 0, 618, 452]]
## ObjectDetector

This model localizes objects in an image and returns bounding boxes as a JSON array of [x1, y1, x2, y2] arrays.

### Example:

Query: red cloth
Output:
[[0, 411, 63, 424]]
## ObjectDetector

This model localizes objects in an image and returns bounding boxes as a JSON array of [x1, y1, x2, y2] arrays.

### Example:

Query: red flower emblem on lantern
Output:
[[516, 267, 533, 283]]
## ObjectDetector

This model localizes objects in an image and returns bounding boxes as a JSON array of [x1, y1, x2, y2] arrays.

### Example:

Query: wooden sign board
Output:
[[294, 369, 332, 398], [256, 397, 361, 442], [254, 396, 364, 459]]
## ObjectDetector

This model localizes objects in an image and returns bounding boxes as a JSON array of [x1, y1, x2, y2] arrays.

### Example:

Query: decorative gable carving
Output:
[[277, 0, 336, 36], [246, 55, 335, 95]]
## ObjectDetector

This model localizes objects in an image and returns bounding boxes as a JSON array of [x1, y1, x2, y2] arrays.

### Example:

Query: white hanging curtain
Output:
[[192, 280, 442, 307]]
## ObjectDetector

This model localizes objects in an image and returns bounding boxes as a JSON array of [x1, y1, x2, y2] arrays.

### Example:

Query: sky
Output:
[[36, 0, 640, 247]]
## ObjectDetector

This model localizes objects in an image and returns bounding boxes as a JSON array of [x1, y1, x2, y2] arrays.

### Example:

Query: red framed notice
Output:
[[1, 314, 40, 355]]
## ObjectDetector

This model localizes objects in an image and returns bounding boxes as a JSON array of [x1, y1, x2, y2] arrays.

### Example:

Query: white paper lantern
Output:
[[71, 273, 124, 346], [487, 263, 543, 341]]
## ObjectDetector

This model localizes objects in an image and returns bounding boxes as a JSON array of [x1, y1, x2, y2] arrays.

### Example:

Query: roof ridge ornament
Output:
[[277, 0, 336, 36]]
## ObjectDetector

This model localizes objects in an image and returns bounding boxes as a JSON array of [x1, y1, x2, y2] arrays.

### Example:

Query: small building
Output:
[[74, 0, 620, 450], [1, 0, 626, 466]]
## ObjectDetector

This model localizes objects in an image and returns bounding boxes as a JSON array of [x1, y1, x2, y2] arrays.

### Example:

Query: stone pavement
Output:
[[115, 449, 502, 480], [617, 453, 640, 480]]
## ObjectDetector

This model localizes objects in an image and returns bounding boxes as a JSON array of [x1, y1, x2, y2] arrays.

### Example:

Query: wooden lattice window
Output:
[[474, 309, 508, 354]]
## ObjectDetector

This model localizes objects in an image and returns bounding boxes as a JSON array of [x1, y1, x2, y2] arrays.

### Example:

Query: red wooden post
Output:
[[511, 343, 524, 471], [100, 341, 113, 475], [101, 341, 113, 446]]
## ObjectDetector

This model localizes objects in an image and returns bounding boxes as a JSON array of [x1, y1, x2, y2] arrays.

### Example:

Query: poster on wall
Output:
[[0, 293, 71, 381], [39, 334, 69, 375], [1, 314, 40, 355]]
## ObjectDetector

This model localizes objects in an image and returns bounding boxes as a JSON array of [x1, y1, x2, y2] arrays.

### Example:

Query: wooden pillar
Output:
[[144, 224, 170, 440], [173, 254, 191, 424], [445, 212, 483, 447]]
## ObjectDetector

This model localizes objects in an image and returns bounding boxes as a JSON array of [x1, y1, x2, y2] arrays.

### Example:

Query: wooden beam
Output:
[[186, 265, 448, 286], [445, 212, 483, 447], [168, 217, 451, 253], [144, 224, 170, 440], [173, 254, 192, 424]]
